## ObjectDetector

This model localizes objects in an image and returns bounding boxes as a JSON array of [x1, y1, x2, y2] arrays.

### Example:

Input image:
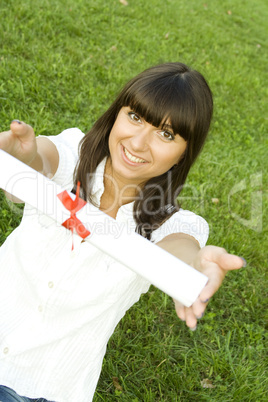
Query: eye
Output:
[[128, 111, 142, 123], [158, 130, 175, 141]]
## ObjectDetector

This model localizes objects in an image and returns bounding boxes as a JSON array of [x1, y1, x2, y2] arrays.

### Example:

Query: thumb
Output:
[[199, 245, 246, 272], [216, 252, 246, 272], [10, 120, 35, 142]]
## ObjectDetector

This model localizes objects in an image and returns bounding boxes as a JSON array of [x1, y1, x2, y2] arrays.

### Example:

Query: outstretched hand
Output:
[[174, 246, 246, 330], [0, 120, 37, 165]]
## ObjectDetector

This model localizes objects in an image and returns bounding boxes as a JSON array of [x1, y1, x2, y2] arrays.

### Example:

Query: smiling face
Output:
[[107, 107, 187, 188]]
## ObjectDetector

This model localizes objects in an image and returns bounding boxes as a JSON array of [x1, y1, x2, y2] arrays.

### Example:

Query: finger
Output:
[[191, 298, 208, 319], [173, 300, 186, 321], [185, 307, 198, 330], [0, 130, 12, 150], [198, 263, 226, 302], [174, 300, 203, 330]]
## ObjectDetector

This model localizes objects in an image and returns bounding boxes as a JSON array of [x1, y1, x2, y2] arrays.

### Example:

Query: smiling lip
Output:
[[121, 146, 148, 164]]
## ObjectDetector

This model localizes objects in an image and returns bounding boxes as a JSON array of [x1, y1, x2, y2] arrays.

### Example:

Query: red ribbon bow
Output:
[[57, 182, 91, 250]]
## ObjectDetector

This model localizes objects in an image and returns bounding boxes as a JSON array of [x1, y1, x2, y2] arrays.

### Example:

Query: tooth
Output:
[[124, 148, 145, 163]]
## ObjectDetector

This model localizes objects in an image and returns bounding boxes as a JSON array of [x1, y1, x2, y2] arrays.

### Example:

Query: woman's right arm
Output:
[[0, 120, 59, 202]]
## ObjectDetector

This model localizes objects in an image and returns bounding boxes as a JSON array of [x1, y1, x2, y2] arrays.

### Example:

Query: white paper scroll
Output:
[[0, 149, 208, 306]]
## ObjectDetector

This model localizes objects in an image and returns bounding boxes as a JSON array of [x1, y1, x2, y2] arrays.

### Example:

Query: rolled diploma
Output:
[[0, 149, 208, 306]]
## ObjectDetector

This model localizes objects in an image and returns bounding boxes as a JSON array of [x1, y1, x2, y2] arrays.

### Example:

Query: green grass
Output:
[[0, 0, 267, 400]]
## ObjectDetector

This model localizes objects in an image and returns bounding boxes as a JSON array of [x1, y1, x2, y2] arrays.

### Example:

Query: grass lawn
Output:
[[0, 0, 267, 400]]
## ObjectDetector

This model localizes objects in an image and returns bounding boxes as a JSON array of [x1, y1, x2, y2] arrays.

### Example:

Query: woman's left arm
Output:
[[156, 233, 245, 330]]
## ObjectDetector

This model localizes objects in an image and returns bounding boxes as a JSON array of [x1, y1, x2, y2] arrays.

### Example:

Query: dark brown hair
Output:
[[74, 62, 213, 239]]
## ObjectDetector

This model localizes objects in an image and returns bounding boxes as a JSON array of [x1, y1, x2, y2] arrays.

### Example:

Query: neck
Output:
[[99, 158, 140, 218], [104, 157, 141, 204]]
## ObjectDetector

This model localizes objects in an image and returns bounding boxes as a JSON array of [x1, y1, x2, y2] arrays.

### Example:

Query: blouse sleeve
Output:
[[150, 209, 209, 248], [40, 128, 85, 190]]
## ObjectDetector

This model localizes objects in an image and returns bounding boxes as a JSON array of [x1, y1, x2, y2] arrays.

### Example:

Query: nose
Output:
[[129, 126, 151, 151]]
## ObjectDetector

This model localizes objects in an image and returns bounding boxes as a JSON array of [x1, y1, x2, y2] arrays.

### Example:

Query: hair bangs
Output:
[[121, 75, 196, 141]]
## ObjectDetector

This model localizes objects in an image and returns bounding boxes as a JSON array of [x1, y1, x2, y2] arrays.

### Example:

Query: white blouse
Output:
[[0, 128, 209, 402]]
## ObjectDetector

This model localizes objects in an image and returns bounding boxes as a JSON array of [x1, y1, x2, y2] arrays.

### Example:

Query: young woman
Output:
[[0, 62, 245, 402]]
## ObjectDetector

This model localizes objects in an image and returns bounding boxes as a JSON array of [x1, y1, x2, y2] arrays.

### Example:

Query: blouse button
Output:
[[48, 281, 54, 289], [38, 305, 43, 312], [3, 347, 9, 354]]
